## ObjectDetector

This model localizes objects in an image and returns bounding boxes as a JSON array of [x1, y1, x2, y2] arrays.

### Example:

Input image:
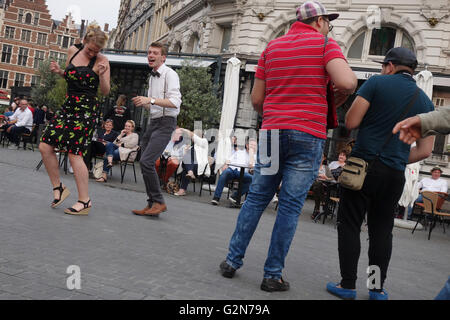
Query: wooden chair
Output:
[[412, 191, 450, 240]]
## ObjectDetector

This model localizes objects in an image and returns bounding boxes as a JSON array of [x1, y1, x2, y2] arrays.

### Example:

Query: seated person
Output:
[[155, 128, 185, 185], [211, 140, 254, 205], [174, 128, 211, 196], [89, 119, 119, 169], [228, 138, 257, 204], [328, 150, 347, 180], [4, 98, 33, 149], [311, 154, 333, 219], [408, 166, 448, 218], [96, 120, 139, 182]]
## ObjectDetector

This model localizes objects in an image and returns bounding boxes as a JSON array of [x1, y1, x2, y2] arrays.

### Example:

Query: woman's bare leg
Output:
[[68, 153, 91, 210], [39, 142, 63, 198]]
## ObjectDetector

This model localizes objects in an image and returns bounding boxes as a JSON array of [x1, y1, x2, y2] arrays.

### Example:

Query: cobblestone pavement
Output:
[[0, 147, 448, 300]]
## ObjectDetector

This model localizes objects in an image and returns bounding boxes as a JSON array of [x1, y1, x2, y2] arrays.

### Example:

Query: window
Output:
[[37, 32, 47, 45], [34, 50, 45, 68], [34, 12, 40, 25], [18, 9, 24, 23], [0, 70, 8, 89], [70, 37, 75, 46], [5, 27, 15, 39], [15, 73, 25, 87], [434, 98, 445, 107], [25, 13, 32, 24], [369, 27, 396, 56], [21, 29, 32, 42], [18, 48, 29, 66], [31, 75, 41, 87], [1, 44, 12, 63], [347, 26, 415, 64], [220, 26, 232, 53], [62, 36, 69, 49], [50, 51, 66, 64], [57, 35, 63, 46]]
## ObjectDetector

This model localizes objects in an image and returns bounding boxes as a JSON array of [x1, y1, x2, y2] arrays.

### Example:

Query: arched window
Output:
[[25, 13, 32, 24], [186, 34, 200, 54], [347, 26, 415, 64], [271, 21, 295, 41]]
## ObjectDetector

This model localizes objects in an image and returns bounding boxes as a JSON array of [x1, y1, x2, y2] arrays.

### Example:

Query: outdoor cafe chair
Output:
[[412, 191, 450, 240]]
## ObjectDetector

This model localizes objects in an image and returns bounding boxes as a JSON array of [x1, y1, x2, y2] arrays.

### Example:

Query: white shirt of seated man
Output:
[[418, 168, 448, 193]]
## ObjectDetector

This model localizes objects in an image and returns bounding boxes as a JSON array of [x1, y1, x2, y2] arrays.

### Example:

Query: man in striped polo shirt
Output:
[[219, 1, 357, 292]]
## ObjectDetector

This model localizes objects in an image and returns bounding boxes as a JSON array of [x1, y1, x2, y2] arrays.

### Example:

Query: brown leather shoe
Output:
[[132, 206, 151, 215], [144, 202, 167, 216]]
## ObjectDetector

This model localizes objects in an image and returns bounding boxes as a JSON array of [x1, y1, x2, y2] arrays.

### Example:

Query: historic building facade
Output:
[[162, 0, 450, 164], [0, 0, 80, 94]]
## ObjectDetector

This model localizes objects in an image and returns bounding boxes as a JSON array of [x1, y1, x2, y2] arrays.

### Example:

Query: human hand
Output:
[[392, 116, 422, 145], [50, 61, 61, 74], [131, 96, 151, 107], [334, 89, 351, 107], [98, 62, 108, 76]]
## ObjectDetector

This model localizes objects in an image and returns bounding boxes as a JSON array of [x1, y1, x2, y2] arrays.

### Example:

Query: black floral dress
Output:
[[41, 44, 99, 157]]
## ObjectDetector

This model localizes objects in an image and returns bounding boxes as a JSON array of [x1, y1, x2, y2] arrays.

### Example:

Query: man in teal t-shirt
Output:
[[326, 47, 435, 300]]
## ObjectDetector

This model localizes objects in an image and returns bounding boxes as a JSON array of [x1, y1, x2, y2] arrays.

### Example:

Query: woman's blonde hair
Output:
[[116, 94, 127, 107], [84, 22, 108, 48], [126, 120, 135, 129]]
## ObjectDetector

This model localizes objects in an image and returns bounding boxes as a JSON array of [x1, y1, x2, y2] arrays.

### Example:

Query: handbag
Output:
[[93, 162, 104, 179], [338, 86, 420, 191]]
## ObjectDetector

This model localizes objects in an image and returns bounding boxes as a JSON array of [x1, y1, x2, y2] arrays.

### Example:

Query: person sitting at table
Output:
[[311, 154, 333, 220], [407, 166, 448, 219], [155, 127, 185, 185], [89, 119, 119, 170], [96, 120, 139, 183], [328, 150, 347, 180], [174, 128, 211, 196], [228, 138, 257, 205], [211, 140, 253, 206]]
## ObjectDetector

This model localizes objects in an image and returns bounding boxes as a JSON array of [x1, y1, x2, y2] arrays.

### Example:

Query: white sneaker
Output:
[[68, 165, 74, 174]]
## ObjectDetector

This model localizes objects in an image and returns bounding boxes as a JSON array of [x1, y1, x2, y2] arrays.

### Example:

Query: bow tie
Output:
[[150, 70, 160, 78]]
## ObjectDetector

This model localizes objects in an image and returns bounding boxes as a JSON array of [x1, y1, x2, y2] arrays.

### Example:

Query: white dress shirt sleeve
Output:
[[166, 69, 182, 109]]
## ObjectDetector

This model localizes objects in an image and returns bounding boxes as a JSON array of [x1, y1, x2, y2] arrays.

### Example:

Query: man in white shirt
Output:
[[409, 166, 448, 218], [211, 140, 254, 205], [5, 98, 33, 149], [131, 42, 182, 217]]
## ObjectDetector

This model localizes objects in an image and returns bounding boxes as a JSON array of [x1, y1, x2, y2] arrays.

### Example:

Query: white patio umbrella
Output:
[[214, 56, 241, 174], [395, 70, 434, 230]]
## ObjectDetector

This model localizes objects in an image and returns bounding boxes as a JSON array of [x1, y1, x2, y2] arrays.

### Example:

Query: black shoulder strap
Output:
[[377, 87, 420, 156], [69, 44, 83, 64], [88, 55, 97, 69]]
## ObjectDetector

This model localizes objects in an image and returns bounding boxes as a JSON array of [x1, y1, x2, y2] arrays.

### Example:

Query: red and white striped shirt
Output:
[[256, 22, 346, 139]]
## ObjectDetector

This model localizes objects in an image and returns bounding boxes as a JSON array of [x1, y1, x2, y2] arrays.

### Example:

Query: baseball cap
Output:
[[372, 47, 418, 69], [296, 1, 339, 22], [431, 166, 443, 173]]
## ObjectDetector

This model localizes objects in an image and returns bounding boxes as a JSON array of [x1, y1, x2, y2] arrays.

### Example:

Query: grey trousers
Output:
[[140, 116, 177, 206]]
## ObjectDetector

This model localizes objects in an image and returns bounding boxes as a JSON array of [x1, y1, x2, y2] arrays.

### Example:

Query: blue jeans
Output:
[[214, 167, 253, 200], [225, 130, 324, 279], [435, 276, 450, 300], [408, 194, 423, 218], [103, 142, 120, 173]]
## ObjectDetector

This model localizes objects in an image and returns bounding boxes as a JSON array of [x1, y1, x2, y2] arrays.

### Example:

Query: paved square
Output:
[[0, 148, 448, 300]]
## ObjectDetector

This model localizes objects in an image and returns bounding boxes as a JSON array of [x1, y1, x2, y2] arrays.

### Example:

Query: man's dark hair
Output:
[[149, 42, 168, 56]]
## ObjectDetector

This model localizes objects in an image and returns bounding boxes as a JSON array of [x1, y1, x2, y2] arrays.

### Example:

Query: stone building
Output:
[[110, 0, 449, 170], [0, 0, 80, 95], [161, 0, 449, 165]]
